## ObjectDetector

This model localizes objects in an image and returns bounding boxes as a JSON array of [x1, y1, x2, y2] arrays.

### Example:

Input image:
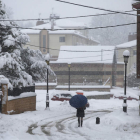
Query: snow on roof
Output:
[[22, 23, 81, 34], [55, 19, 87, 28], [21, 23, 62, 34], [54, 46, 115, 64], [116, 40, 136, 48], [21, 23, 99, 44]]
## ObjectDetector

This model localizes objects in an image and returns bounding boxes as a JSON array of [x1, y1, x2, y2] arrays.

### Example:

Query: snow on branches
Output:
[[0, 1, 55, 88]]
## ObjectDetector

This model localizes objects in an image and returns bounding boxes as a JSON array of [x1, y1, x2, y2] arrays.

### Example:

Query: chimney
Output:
[[36, 21, 45, 26]]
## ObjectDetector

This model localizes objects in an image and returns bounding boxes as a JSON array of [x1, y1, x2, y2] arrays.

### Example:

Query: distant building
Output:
[[50, 46, 124, 87], [22, 20, 99, 60], [116, 40, 136, 75]]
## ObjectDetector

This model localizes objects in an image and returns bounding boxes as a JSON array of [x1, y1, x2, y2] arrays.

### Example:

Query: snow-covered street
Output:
[[0, 88, 140, 140]]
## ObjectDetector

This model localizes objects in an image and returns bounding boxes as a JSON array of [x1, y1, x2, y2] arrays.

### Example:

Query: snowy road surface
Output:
[[0, 88, 140, 140], [27, 110, 111, 140]]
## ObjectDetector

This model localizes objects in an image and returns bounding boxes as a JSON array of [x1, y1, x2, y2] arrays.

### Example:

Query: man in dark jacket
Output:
[[76, 106, 86, 127]]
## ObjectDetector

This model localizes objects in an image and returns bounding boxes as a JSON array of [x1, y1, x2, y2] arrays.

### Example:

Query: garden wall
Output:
[[7, 95, 36, 114]]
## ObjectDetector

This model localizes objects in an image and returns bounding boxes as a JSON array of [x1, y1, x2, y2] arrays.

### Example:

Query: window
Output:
[[133, 50, 137, 55], [59, 37, 65, 42], [43, 35, 46, 48]]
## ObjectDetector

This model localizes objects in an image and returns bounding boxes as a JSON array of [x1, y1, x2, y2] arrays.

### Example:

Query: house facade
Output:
[[116, 40, 136, 75], [22, 20, 99, 60]]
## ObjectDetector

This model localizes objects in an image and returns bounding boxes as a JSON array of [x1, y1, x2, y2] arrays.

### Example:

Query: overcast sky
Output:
[[3, 0, 134, 25]]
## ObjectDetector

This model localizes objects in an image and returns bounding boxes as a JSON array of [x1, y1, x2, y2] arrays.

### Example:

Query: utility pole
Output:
[[49, 12, 60, 31], [48, 12, 60, 53]]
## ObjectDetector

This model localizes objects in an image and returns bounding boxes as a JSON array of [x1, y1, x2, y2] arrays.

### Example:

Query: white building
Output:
[[22, 20, 99, 60], [116, 40, 136, 75]]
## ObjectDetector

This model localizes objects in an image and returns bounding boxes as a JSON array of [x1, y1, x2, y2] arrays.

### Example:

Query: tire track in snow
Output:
[[27, 110, 111, 140]]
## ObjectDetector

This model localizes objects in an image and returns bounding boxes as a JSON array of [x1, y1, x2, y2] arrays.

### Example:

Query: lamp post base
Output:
[[46, 102, 49, 108], [123, 107, 127, 112]]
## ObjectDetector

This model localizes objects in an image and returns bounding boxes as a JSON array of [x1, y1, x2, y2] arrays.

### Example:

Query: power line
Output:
[[0, 10, 137, 22], [4, 38, 132, 53], [0, 18, 50, 22], [0, 36, 134, 62], [57, 10, 136, 20], [4, 38, 113, 52], [0, 38, 135, 63], [55, 0, 138, 16], [0, 22, 137, 31]]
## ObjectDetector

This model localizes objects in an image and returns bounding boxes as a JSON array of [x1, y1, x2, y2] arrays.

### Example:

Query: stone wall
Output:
[[0, 77, 36, 115], [7, 96, 36, 114], [50, 62, 124, 87]]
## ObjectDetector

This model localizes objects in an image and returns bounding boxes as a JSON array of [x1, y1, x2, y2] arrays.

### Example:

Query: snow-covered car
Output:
[[51, 93, 89, 107], [51, 93, 72, 101]]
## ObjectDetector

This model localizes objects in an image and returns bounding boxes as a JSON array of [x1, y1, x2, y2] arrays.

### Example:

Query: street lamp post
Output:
[[45, 53, 50, 108], [123, 50, 130, 113], [68, 62, 71, 91]]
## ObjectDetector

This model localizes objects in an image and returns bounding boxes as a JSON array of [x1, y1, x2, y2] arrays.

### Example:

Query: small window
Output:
[[133, 50, 137, 55], [59, 37, 65, 42], [43, 35, 46, 48]]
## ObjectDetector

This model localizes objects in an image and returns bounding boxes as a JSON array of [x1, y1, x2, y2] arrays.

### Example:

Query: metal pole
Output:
[[123, 63, 127, 112], [139, 95, 140, 116], [46, 66, 49, 108], [0, 93, 2, 113], [69, 67, 70, 91]]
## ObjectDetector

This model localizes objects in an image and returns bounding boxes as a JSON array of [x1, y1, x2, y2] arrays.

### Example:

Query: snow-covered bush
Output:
[[127, 64, 140, 87], [127, 73, 140, 87], [21, 48, 55, 83]]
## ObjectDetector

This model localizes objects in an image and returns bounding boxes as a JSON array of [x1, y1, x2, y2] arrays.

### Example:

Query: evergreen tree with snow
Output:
[[0, 0, 55, 89], [133, 0, 140, 2], [21, 48, 55, 83]]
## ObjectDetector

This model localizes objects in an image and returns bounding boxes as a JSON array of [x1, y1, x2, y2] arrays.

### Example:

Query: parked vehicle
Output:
[[51, 93, 89, 107]]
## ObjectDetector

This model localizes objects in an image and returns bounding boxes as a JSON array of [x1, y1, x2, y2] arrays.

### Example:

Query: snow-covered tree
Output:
[[127, 64, 140, 87], [0, 0, 55, 89], [21, 48, 55, 83], [133, 0, 140, 2], [89, 13, 136, 45]]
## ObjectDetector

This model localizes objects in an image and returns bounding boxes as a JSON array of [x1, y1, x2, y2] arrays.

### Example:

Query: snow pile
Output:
[[8, 92, 36, 100], [101, 109, 140, 134]]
